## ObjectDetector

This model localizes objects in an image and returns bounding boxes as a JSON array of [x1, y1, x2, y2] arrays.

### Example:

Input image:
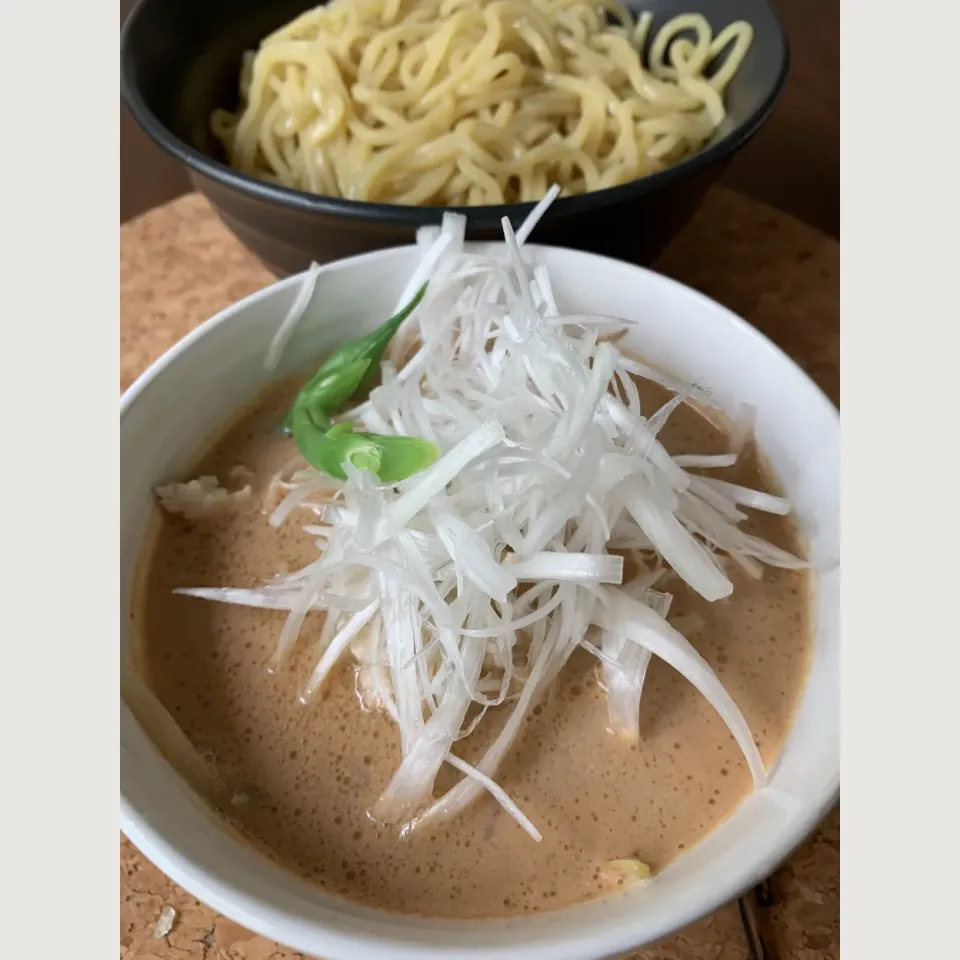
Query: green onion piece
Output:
[[292, 415, 439, 484], [286, 283, 428, 427], [284, 283, 433, 481], [358, 432, 440, 483], [295, 357, 372, 425]]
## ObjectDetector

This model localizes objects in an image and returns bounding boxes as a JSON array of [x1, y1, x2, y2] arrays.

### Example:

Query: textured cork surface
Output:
[[119, 188, 839, 960]]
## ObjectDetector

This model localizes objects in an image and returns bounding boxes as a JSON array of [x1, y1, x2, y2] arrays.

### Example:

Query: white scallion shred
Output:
[[265, 262, 322, 370], [171, 192, 811, 846]]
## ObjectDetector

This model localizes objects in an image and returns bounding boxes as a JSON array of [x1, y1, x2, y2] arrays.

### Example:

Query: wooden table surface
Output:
[[119, 0, 838, 238], [120, 186, 839, 960]]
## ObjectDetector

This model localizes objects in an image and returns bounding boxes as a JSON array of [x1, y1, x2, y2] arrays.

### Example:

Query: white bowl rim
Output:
[[120, 241, 839, 960]]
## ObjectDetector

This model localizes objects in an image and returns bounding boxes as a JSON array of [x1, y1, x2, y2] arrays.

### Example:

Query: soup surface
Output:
[[135, 376, 811, 919]]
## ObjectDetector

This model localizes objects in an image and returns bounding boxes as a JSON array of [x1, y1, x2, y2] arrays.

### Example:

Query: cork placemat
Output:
[[120, 187, 839, 960]]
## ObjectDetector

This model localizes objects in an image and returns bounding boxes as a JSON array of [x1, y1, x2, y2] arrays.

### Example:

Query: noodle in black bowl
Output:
[[120, 0, 788, 276]]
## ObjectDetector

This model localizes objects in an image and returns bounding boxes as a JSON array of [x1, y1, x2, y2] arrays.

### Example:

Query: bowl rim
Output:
[[119, 0, 790, 226], [120, 241, 838, 960]]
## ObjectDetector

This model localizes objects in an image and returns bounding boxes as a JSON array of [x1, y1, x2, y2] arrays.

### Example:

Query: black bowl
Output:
[[121, 0, 788, 276]]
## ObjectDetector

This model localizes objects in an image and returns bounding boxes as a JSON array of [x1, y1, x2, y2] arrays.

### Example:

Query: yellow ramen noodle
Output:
[[212, 0, 753, 205]]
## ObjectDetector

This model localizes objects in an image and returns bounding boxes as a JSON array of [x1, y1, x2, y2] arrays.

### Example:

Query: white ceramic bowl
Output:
[[120, 244, 839, 960]]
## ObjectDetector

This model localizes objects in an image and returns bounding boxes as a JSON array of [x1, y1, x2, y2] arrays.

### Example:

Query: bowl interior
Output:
[[120, 245, 838, 960], [122, 0, 787, 185]]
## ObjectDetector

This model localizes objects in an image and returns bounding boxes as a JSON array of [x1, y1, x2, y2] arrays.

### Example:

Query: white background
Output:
[[0, 1, 118, 957]]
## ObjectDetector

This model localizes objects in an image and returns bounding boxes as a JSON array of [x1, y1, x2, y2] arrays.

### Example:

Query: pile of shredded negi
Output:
[[167, 189, 807, 842]]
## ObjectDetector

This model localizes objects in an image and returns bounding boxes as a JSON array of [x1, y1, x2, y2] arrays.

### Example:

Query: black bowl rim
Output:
[[120, 0, 790, 226]]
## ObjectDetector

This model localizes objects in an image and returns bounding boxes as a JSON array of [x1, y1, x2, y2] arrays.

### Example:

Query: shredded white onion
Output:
[[265, 261, 322, 371], [171, 195, 809, 844], [515, 184, 561, 245], [506, 552, 623, 584]]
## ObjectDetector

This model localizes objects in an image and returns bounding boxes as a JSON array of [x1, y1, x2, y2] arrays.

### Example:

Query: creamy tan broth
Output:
[[134, 376, 812, 919]]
